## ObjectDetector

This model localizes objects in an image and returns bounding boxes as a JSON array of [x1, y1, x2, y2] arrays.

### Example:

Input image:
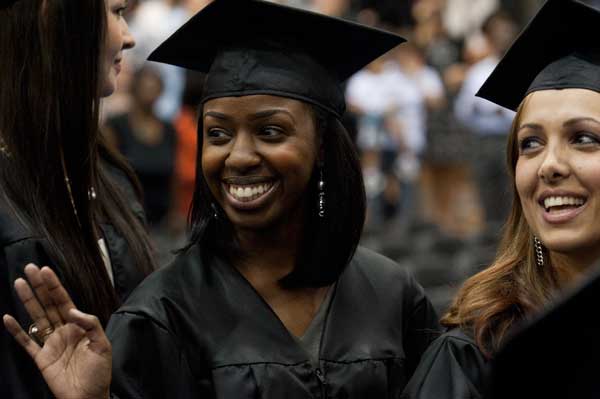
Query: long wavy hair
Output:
[[0, 0, 155, 325], [441, 97, 565, 357]]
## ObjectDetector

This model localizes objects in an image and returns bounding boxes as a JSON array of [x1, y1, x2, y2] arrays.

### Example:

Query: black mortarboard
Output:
[[488, 264, 600, 398], [477, 0, 600, 111], [148, 0, 405, 118]]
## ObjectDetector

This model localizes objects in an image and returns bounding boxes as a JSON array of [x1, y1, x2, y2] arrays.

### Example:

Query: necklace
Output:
[[61, 152, 97, 223]]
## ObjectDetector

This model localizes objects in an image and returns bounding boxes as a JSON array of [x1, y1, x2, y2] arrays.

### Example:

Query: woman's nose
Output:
[[224, 134, 261, 173], [538, 145, 570, 184]]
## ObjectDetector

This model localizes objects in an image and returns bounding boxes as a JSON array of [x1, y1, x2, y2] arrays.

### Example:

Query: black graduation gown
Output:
[[488, 265, 600, 399], [400, 329, 489, 399], [107, 246, 440, 399], [0, 167, 148, 399]]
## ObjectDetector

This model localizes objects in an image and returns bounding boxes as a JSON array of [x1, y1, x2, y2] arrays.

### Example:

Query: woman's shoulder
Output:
[[114, 244, 210, 316], [350, 246, 422, 292], [401, 328, 489, 399]]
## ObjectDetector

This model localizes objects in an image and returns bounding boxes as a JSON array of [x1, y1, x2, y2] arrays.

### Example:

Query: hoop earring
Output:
[[534, 236, 545, 267], [318, 168, 325, 218]]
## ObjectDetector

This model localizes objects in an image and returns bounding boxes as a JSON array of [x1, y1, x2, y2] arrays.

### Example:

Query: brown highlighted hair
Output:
[[441, 98, 563, 357]]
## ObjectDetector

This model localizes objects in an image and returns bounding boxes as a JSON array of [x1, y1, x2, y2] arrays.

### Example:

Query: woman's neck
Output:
[[233, 210, 305, 284], [551, 247, 600, 286]]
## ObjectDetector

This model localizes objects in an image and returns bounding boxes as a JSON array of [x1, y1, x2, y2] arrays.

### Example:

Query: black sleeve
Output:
[[107, 312, 204, 399], [400, 330, 489, 399], [0, 240, 55, 398], [402, 274, 442, 376]]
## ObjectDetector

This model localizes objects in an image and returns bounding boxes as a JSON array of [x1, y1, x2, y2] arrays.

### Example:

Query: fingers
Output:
[[2, 314, 41, 359], [67, 309, 111, 356], [13, 273, 53, 334], [40, 267, 77, 322], [24, 265, 63, 327]]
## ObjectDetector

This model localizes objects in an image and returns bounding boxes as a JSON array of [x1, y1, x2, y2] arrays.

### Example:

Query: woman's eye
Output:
[[113, 7, 126, 17], [206, 129, 230, 141], [259, 126, 284, 138], [518, 136, 542, 153], [572, 132, 600, 146]]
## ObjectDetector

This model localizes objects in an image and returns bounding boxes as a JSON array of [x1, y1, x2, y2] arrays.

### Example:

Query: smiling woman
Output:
[[102, 0, 135, 96], [3, 1, 442, 398], [515, 89, 600, 264], [402, 1, 600, 398]]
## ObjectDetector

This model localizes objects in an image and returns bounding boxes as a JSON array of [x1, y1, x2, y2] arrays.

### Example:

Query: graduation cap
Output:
[[477, 0, 600, 111], [148, 0, 405, 118], [488, 264, 600, 398]]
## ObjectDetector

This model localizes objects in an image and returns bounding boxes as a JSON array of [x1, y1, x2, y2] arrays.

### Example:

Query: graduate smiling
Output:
[[3, 1, 441, 398]]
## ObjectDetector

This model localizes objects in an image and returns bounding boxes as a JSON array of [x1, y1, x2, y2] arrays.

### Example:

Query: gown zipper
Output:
[[315, 368, 327, 399]]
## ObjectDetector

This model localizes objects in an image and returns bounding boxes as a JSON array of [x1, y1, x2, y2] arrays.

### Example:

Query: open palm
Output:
[[3, 264, 112, 399]]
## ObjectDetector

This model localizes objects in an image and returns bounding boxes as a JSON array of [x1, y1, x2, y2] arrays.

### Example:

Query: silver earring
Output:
[[534, 236, 545, 267], [318, 168, 325, 218], [211, 203, 219, 219]]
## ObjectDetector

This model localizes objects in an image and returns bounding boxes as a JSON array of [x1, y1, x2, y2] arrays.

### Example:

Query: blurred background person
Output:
[[454, 10, 518, 235], [104, 66, 177, 230], [170, 71, 205, 236]]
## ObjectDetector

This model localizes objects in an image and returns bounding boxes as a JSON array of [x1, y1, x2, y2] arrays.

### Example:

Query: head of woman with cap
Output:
[[443, 0, 600, 356], [2, 2, 442, 398], [148, 0, 406, 288]]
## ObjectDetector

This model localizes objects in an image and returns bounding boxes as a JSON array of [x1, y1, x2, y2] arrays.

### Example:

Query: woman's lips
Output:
[[541, 201, 587, 224], [113, 59, 122, 74], [222, 180, 278, 211]]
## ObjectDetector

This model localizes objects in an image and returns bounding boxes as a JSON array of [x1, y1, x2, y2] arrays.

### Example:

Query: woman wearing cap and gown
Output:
[[3, 1, 440, 398], [402, 0, 600, 398]]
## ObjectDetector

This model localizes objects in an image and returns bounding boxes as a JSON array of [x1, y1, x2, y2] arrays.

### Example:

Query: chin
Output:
[[100, 75, 117, 98], [100, 83, 116, 98], [542, 232, 599, 256]]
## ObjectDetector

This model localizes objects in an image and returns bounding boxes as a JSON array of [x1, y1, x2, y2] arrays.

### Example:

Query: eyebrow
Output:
[[203, 111, 231, 121], [203, 109, 297, 123], [249, 109, 296, 123], [517, 123, 543, 134], [562, 117, 600, 128]]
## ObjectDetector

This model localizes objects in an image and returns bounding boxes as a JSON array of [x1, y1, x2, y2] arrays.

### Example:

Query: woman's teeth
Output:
[[543, 196, 585, 212], [228, 182, 274, 202]]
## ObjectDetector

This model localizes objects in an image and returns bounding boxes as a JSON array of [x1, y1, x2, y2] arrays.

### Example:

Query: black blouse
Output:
[[107, 246, 441, 399]]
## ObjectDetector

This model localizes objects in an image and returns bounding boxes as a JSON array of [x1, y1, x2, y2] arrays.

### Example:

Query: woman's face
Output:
[[101, 0, 135, 97], [202, 95, 319, 232], [515, 89, 600, 259]]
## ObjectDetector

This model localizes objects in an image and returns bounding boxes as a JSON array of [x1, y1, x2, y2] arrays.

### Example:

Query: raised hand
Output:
[[2, 264, 112, 399]]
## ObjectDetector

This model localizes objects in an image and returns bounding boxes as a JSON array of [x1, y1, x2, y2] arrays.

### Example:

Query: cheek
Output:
[[573, 157, 600, 189], [105, 17, 122, 54], [201, 147, 224, 189], [515, 158, 538, 200], [271, 147, 316, 184]]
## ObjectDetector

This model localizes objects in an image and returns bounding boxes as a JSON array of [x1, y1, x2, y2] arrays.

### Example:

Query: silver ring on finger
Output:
[[28, 323, 54, 344]]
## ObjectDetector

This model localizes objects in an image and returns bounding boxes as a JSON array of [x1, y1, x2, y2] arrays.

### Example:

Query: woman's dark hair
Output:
[[0, 0, 155, 325], [187, 103, 366, 287]]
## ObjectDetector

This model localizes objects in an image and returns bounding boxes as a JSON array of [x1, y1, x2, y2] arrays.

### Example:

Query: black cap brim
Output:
[[476, 0, 600, 111]]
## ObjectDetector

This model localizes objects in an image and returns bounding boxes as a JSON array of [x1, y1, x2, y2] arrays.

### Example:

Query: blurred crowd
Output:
[[101, 0, 596, 309]]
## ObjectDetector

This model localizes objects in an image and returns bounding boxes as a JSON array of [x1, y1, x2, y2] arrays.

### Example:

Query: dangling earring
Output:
[[534, 236, 545, 267], [318, 167, 325, 218], [211, 203, 219, 219]]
